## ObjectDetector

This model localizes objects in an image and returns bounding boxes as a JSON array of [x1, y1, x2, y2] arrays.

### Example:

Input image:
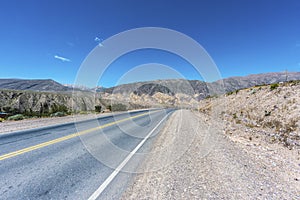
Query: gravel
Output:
[[123, 110, 300, 199]]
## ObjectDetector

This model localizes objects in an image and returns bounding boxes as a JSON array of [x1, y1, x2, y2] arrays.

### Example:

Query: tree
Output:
[[95, 105, 102, 113]]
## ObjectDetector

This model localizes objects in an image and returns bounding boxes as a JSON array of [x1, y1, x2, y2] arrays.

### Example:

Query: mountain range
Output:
[[1, 72, 300, 113], [2, 72, 299, 95]]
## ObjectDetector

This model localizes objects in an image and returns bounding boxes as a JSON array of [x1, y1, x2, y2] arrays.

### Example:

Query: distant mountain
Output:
[[2, 72, 299, 94], [63, 84, 92, 91], [0, 79, 108, 93], [104, 72, 300, 96], [214, 71, 300, 93], [92, 86, 106, 92], [104, 79, 209, 98], [98, 72, 300, 107], [0, 79, 71, 92], [133, 83, 175, 96]]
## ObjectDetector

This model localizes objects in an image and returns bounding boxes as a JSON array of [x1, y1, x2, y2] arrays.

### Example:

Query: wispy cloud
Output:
[[54, 55, 71, 62], [95, 36, 104, 47], [67, 42, 75, 47], [94, 37, 101, 42]]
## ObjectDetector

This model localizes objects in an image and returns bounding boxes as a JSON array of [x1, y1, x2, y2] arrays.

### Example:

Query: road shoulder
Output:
[[122, 110, 300, 199]]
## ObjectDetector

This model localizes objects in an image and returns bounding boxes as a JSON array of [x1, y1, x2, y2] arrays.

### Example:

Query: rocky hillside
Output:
[[101, 72, 300, 107], [211, 71, 300, 93], [198, 81, 300, 149], [104, 72, 300, 95], [0, 90, 108, 115], [0, 79, 71, 91]]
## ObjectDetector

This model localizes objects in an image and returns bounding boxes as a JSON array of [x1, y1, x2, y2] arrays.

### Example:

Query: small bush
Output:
[[95, 105, 102, 113], [109, 104, 127, 112], [250, 89, 256, 94], [8, 114, 25, 121], [226, 91, 234, 96], [0, 117, 4, 122], [270, 83, 279, 91], [50, 104, 68, 114], [233, 113, 237, 119], [50, 112, 66, 117], [264, 110, 271, 116]]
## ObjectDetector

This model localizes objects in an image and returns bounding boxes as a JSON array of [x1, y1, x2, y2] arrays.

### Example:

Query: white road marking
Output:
[[88, 112, 171, 200]]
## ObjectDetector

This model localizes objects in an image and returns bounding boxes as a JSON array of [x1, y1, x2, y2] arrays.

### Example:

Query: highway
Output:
[[0, 109, 174, 200]]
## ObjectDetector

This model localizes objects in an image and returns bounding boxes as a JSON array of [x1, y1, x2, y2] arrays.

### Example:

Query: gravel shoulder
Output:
[[123, 109, 300, 199]]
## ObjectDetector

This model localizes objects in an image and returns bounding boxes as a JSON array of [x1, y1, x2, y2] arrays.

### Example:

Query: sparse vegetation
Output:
[[233, 113, 237, 119], [108, 103, 127, 112], [205, 94, 219, 99], [226, 91, 234, 96], [95, 105, 102, 113], [270, 83, 279, 90], [199, 80, 300, 149], [50, 112, 66, 117], [51, 104, 69, 114], [8, 114, 25, 121], [2, 106, 19, 115], [264, 110, 271, 116], [250, 89, 256, 94]]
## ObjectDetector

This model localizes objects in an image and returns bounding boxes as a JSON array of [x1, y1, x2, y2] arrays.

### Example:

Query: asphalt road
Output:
[[0, 109, 174, 200]]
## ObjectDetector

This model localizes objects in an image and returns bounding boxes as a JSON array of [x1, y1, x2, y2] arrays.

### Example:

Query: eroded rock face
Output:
[[0, 90, 105, 113]]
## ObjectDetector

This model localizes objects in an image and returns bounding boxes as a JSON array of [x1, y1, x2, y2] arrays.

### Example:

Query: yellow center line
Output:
[[0, 110, 157, 161]]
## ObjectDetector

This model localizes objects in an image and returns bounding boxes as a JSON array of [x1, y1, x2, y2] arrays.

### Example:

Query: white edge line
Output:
[[88, 112, 172, 200]]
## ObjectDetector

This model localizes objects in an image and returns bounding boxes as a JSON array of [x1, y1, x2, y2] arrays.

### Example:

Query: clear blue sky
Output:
[[0, 0, 299, 87]]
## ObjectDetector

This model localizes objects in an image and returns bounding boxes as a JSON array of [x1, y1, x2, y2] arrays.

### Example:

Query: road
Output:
[[0, 109, 174, 200]]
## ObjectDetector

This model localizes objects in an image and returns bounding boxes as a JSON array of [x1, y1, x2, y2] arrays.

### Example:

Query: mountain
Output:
[[214, 71, 300, 93], [1, 72, 300, 113], [0, 79, 71, 92], [2, 72, 299, 95], [103, 71, 300, 96], [100, 72, 300, 108], [104, 79, 209, 99]]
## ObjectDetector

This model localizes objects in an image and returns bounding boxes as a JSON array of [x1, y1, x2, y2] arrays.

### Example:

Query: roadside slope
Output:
[[199, 81, 300, 149]]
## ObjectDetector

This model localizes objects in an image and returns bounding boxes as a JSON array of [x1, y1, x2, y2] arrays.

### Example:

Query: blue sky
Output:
[[0, 0, 299, 87]]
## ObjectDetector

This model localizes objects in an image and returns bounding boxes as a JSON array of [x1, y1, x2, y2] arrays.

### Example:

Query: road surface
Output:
[[0, 109, 174, 199]]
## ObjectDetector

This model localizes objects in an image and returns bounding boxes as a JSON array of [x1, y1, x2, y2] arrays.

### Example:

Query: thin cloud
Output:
[[94, 37, 101, 42], [54, 55, 71, 62], [67, 42, 75, 47], [95, 36, 104, 46]]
